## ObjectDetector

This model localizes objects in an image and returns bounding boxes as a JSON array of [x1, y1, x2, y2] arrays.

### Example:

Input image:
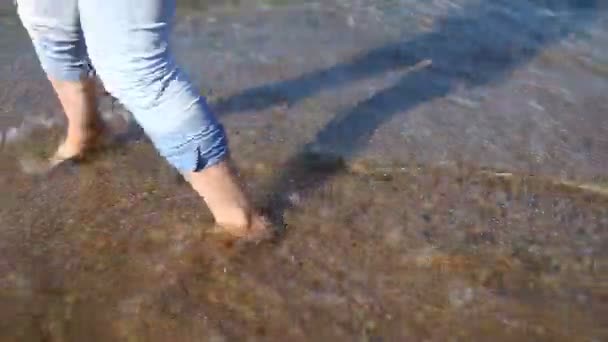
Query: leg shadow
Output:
[[237, 0, 599, 230]]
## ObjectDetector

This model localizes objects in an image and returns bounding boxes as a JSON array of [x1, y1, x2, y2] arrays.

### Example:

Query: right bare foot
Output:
[[186, 160, 274, 243], [215, 214, 272, 243]]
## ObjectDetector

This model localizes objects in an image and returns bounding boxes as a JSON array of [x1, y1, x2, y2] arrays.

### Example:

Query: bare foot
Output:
[[19, 122, 108, 175], [52, 126, 105, 162], [186, 160, 274, 243], [215, 214, 272, 243], [19, 76, 108, 174]]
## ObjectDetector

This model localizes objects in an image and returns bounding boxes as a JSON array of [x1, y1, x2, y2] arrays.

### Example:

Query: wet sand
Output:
[[0, 0, 607, 341]]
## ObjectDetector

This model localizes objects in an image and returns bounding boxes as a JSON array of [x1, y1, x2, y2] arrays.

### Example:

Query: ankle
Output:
[[66, 118, 103, 142], [62, 133, 85, 149]]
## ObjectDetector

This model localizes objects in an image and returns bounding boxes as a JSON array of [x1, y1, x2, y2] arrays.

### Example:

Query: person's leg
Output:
[[79, 0, 268, 238], [16, 0, 103, 164]]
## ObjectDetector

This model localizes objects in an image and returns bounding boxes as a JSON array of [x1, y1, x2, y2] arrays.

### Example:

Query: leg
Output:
[[79, 0, 268, 239], [184, 159, 268, 238], [16, 0, 104, 165], [49, 77, 104, 163]]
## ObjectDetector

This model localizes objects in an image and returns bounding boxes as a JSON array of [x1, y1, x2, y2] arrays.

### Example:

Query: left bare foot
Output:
[[20, 122, 108, 175]]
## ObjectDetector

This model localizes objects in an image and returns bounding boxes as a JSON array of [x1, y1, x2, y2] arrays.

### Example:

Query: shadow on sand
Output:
[[211, 0, 599, 227]]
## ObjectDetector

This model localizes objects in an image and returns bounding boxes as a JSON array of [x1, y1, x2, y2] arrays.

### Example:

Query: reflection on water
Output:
[[0, 0, 607, 341]]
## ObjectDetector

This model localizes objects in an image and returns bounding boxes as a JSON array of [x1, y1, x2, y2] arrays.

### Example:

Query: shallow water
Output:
[[1, 0, 607, 341]]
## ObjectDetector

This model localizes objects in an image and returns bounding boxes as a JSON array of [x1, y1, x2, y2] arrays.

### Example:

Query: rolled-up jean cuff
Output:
[[27, 39, 91, 82], [38, 58, 88, 82], [151, 123, 229, 173]]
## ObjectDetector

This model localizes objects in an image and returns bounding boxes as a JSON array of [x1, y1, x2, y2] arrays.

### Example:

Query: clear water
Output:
[[0, 1, 607, 341]]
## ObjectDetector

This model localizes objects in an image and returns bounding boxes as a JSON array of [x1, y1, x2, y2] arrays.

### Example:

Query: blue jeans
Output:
[[15, 0, 228, 172]]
